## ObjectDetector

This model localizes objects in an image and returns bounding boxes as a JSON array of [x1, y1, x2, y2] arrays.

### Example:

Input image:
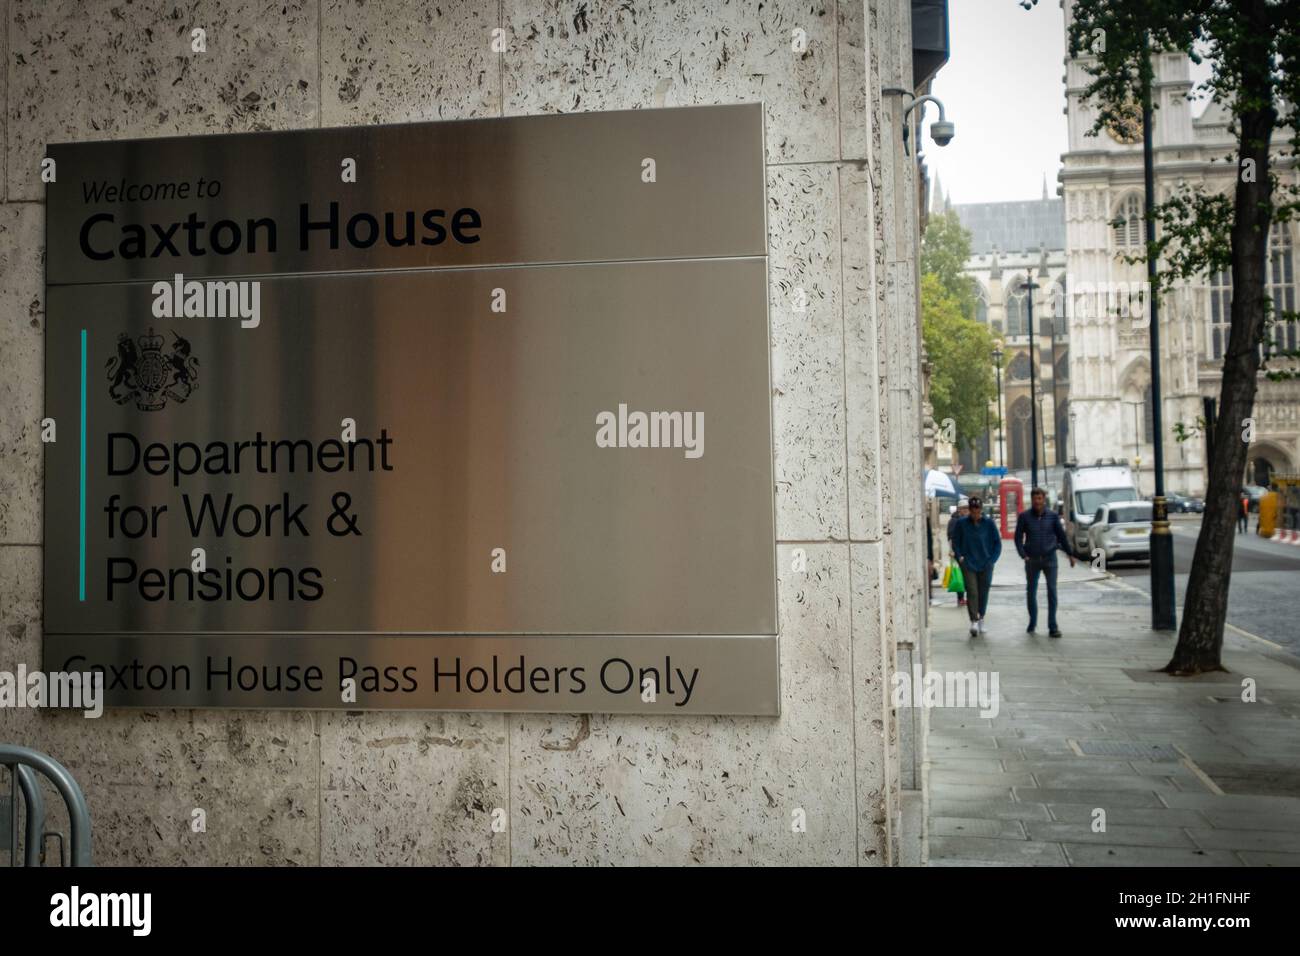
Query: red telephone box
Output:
[[998, 477, 1024, 539]]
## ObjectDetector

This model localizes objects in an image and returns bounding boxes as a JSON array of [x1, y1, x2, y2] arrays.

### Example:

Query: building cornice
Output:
[[1058, 160, 1228, 183]]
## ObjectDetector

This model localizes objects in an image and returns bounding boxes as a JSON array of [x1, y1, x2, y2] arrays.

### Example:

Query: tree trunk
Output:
[[1165, 15, 1276, 674]]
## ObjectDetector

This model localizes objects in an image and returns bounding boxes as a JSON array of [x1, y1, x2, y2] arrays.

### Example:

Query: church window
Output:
[[1209, 221, 1296, 360], [1050, 275, 1068, 335], [1009, 351, 1032, 382], [1266, 221, 1296, 355], [1112, 194, 1143, 249], [1006, 277, 1027, 336], [1210, 267, 1231, 360]]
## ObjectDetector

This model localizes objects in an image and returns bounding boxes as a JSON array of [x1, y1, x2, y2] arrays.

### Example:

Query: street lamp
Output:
[[1048, 284, 1064, 466], [1037, 397, 1050, 487], [984, 403, 991, 471], [1142, 33, 1177, 630], [992, 346, 1005, 468], [1017, 274, 1041, 490]]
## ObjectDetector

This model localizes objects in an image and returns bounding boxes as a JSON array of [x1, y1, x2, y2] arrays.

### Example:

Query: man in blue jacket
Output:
[[950, 496, 1001, 636], [1014, 487, 1076, 638]]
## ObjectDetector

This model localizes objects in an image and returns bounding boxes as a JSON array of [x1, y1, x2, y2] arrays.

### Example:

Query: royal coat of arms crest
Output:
[[107, 329, 200, 411]]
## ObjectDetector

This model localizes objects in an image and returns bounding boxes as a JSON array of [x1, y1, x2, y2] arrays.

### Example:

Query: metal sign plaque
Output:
[[41, 104, 778, 713], [44, 106, 766, 283]]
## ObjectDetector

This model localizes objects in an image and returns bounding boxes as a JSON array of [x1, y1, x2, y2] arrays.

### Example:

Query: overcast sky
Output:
[[923, 1, 1213, 206], [923, 0, 1068, 206]]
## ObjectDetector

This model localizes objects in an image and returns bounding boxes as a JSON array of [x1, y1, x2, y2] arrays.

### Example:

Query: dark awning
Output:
[[912, 0, 950, 89]]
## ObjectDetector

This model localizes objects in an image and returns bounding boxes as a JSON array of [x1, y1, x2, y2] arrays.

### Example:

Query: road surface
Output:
[[1106, 515, 1300, 657]]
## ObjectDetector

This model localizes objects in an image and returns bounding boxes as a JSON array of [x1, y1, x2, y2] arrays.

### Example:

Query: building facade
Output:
[[952, 190, 1070, 477], [1060, 0, 1300, 494], [0, 1, 938, 866]]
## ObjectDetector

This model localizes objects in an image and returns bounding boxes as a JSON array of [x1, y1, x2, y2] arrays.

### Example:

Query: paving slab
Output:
[[930, 736, 1001, 751], [927, 757, 1008, 773], [1010, 788, 1168, 809], [928, 770, 1039, 788], [929, 800, 1053, 822], [1234, 850, 1300, 866], [1185, 829, 1300, 853], [1060, 844, 1243, 867], [1000, 758, 1143, 774], [1197, 809, 1300, 832], [1027, 772, 1187, 792], [1045, 804, 1209, 828], [1158, 792, 1300, 813], [929, 836, 1068, 866], [1023, 821, 1196, 848], [934, 783, 1019, 801], [926, 858, 1023, 867], [931, 817, 1028, 840], [993, 738, 1077, 754]]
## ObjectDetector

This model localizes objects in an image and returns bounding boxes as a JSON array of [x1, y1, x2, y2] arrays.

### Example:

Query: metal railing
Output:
[[1, 745, 92, 867]]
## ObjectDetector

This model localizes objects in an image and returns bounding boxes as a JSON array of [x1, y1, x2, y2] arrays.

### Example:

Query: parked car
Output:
[[1166, 492, 1204, 513], [1087, 500, 1153, 565]]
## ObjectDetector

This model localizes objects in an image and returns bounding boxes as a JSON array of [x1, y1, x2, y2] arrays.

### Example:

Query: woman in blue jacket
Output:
[[949, 496, 1002, 636]]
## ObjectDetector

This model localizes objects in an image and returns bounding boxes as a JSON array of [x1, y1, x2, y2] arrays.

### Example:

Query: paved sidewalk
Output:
[[925, 566, 1300, 867]]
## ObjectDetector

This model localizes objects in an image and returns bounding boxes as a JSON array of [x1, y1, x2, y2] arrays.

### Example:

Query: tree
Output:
[[922, 210, 996, 451], [923, 209, 979, 318], [922, 273, 998, 452], [1055, 0, 1299, 673]]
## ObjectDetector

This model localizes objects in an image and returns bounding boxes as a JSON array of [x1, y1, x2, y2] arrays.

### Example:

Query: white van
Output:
[[1061, 461, 1141, 557]]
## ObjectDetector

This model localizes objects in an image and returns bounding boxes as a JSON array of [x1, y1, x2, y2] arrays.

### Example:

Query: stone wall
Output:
[[0, 0, 924, 866]]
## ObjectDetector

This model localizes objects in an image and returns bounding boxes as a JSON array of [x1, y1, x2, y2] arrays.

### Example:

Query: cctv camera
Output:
[[890, 92, 953, 156]]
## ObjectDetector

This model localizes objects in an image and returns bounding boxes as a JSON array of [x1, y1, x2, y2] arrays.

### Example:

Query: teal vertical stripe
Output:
[[80, 329, 87, 601]]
